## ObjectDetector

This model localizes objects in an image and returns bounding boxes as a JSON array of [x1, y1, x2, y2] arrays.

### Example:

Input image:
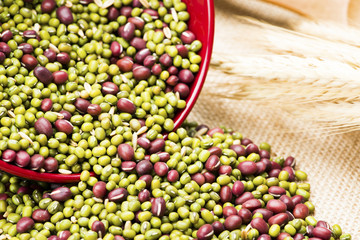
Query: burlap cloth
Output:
[[188, 0, 360, 237]]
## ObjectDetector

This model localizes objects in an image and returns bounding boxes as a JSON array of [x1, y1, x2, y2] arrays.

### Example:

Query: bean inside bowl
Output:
[[0, 0, 214, 182]]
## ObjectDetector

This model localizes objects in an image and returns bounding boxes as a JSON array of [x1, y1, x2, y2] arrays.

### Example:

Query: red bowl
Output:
[[0, 0, 215, 183]]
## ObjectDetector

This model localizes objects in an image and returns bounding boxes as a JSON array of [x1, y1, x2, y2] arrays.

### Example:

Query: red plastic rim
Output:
[[0, 164, 96, 183], [0, 0, 215, 183]]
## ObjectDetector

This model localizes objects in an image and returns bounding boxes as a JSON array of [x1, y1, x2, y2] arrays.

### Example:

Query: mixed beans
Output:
[[0, 0, 353, 239], [0, 0, 202, 173], [0, 122, 352, 239]]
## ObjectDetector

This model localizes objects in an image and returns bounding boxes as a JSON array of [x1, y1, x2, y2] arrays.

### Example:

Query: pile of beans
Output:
[[0, 122, 352, 240], [0, 0, 353, 239], [0, 0, 202, 173]]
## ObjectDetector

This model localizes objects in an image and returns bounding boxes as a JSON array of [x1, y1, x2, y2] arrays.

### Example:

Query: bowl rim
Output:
[[0, 0, 215, 183]]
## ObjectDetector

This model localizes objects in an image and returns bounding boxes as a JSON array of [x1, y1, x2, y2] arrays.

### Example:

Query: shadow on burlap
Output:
[[188, 0, 360, 237]]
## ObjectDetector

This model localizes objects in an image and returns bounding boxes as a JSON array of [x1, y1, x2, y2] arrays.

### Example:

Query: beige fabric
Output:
[[188, 0, 360, 237]]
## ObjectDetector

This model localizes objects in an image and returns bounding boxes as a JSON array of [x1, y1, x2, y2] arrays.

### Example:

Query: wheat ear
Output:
[[211, 54, 360, 102], [233, 17, 360, 68], [208, 54, 360, 133]]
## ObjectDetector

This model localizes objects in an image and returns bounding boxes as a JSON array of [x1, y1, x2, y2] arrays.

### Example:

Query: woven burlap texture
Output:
[[188, 0, 360, 237]]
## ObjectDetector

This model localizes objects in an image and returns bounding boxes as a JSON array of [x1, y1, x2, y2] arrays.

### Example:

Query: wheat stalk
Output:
[[234, 0, 360, 47], [233, 17, 360, 67], [211, 54, 360, 102], [209, 52, 360, 134], [293, 20, 360, 47]]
